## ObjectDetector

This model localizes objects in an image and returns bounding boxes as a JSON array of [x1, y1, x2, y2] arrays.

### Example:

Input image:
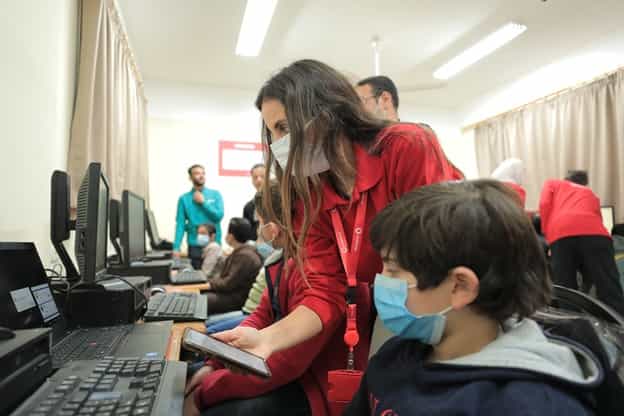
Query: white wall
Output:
[[400, 103, 478, 179], [147, 82, 262, 251], [0, 0, 78, 268]]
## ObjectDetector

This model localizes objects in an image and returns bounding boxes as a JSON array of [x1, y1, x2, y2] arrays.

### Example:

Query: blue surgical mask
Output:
[[196, 234, 210, 247], [374, 273, 452, 345], [256, 242, 274, 260]]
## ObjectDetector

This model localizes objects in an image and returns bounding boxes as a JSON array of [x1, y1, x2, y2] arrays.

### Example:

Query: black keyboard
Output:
[[144, 293, 207, 322], [10, 357, 186, 416], [170, 269, 206, 285], [52, 325, 134, 368]]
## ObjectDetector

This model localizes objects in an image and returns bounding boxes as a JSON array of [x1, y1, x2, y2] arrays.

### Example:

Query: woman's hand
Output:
[[183, 393, 201, 416], [185, 365, 214, 395], [212, 327, 272, 359]]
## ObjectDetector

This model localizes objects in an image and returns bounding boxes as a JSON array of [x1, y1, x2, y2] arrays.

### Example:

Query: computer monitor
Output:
[[145, 209, 162, 249], [601, 206, 615, 234], [0, 242, 61, 329], [109, 199, 123, 263], [74, 162, 110, 282], [121, 190, 146, 265], [50, 170, 80, 280]]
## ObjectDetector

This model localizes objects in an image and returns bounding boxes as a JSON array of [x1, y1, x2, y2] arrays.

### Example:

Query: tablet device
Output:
[[182, 328, 271, 378]]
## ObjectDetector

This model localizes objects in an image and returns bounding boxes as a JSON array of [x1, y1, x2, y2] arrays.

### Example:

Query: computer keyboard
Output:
[[52, 325, 134, 368], [170, 258, 192, 270], [10, 357, 186, 416], [144, 292, 207, 322], [170, 269, 206, 285]]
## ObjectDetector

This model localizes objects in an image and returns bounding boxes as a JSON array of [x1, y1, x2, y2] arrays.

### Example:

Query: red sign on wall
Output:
[[218, 141, 265, 177]]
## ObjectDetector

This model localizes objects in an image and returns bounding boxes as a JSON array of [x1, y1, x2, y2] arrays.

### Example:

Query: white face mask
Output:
[[270, 133, 330, 177]]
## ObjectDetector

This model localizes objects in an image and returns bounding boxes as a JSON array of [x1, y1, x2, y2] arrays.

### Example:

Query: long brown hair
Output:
[[255, 59, 388, 270]]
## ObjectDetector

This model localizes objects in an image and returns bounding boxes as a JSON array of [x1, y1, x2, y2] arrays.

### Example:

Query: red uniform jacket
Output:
[[539, 179, 610, 244], [195, 123, 458, 414]]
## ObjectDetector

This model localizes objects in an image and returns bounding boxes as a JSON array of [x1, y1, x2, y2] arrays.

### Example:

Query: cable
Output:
[[99, 274, 149, 306], [44, 268, 62, 278]]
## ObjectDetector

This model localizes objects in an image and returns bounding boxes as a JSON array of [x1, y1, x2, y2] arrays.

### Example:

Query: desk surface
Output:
[[163, 283, 208, 361]]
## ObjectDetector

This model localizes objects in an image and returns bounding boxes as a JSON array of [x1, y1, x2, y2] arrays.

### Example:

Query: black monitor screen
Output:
[[0, 243, 60, 329], [147, 210, 161, 245], [95, 175, 109, 274], [127, 192, 146, 261]]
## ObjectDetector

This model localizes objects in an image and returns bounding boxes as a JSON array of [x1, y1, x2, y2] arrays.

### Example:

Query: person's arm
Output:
[[195, 287, 341, 410], [539, 180, 555, 240], [209, 251, 261, 293], [199, 190, 224, 223], [173, 197, 186, 251]]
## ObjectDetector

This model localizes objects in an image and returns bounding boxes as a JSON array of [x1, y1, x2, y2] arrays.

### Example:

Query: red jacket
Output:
[[539, 179, 610, 244], [195, 123, 458, 414]]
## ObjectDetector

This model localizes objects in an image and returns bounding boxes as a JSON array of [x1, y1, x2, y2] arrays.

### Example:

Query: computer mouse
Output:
[[150, 286, 166, 296], [182, 268, 194, 273], [0, 327, 16, 340]]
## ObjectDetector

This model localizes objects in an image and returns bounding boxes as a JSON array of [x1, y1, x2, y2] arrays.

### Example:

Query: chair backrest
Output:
[[550, 285, 624, 327], [369, 316, 394, 358]]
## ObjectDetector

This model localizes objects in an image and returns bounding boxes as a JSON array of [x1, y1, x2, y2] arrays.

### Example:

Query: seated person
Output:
[[197, 223, 223, 278], [185, 181, 350, 416], [346, 179, 598, 415], [203, 218, 262, 315]]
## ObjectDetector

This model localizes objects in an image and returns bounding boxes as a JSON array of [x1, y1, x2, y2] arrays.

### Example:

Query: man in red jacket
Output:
[[539, 170, 624, 316]]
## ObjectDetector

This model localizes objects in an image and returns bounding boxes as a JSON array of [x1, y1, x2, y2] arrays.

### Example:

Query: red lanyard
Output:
[[330, 192, 368, 369]]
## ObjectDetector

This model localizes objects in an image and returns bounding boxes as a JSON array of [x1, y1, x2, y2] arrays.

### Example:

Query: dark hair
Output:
[[228, 217, 253, 244], [254, 180, 282, 223], [357, 75, 399, 110], [370, 179, 551, 323], [255, 59, 389, 269], [565, 170, 588, 185], [198, 223, 216, 237], [250, 163, 265, 174], [188, 164, 204, 176]]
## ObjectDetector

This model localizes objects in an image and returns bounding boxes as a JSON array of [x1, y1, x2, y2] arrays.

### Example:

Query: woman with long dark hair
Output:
[[186, 59, 460, 415]]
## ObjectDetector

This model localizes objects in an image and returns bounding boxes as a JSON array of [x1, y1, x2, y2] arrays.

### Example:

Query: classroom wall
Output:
[[0, 0, 78, 269], [146, 82, 476, 249]]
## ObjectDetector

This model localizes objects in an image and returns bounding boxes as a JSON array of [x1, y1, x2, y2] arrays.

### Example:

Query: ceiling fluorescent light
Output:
[[433, 22, 527, 80], [236, 0, 278, 57]]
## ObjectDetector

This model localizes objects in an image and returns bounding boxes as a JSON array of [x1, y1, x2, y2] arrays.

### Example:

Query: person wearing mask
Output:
[[196, 223, 223, 279], [186, 181, 355, 416], [173, 164, 224, 269], [539, 170, 624, 316], [355, 75, 400, 121], [212, 59, 459, 392], [491, 158, 527, 208], [203, 218, 263, 314], [243, 164, 266, 240], [345, 180, 596, 416]]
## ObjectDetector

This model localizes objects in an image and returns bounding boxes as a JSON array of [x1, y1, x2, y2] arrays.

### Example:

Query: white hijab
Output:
[[491, 158, 524, 185]]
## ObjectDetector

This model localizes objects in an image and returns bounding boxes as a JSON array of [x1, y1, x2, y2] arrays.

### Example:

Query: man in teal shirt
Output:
[[173, 164, 224, 269]]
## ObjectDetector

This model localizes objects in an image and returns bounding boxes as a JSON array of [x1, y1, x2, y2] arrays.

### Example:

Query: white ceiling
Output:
[[118, 0, 624, 110]]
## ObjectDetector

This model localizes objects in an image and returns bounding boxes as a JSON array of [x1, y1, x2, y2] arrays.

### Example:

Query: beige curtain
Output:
[[68, 0, 149, 203], [474, 68, 624, 221]]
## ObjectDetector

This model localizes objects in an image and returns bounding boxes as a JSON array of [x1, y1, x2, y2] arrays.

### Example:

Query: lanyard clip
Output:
[[347, 348, 355, 370]]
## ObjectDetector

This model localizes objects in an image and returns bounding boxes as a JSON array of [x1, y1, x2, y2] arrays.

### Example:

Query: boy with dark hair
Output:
[[540, 170, 624, 315], [346, 180, 599, 415]]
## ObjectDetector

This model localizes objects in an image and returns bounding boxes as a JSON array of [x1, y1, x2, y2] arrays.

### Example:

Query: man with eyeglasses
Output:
[[355, 75, 400, 122]]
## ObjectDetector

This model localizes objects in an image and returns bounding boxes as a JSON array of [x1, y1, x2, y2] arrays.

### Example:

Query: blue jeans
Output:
[[205, 315, 247, 334]]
